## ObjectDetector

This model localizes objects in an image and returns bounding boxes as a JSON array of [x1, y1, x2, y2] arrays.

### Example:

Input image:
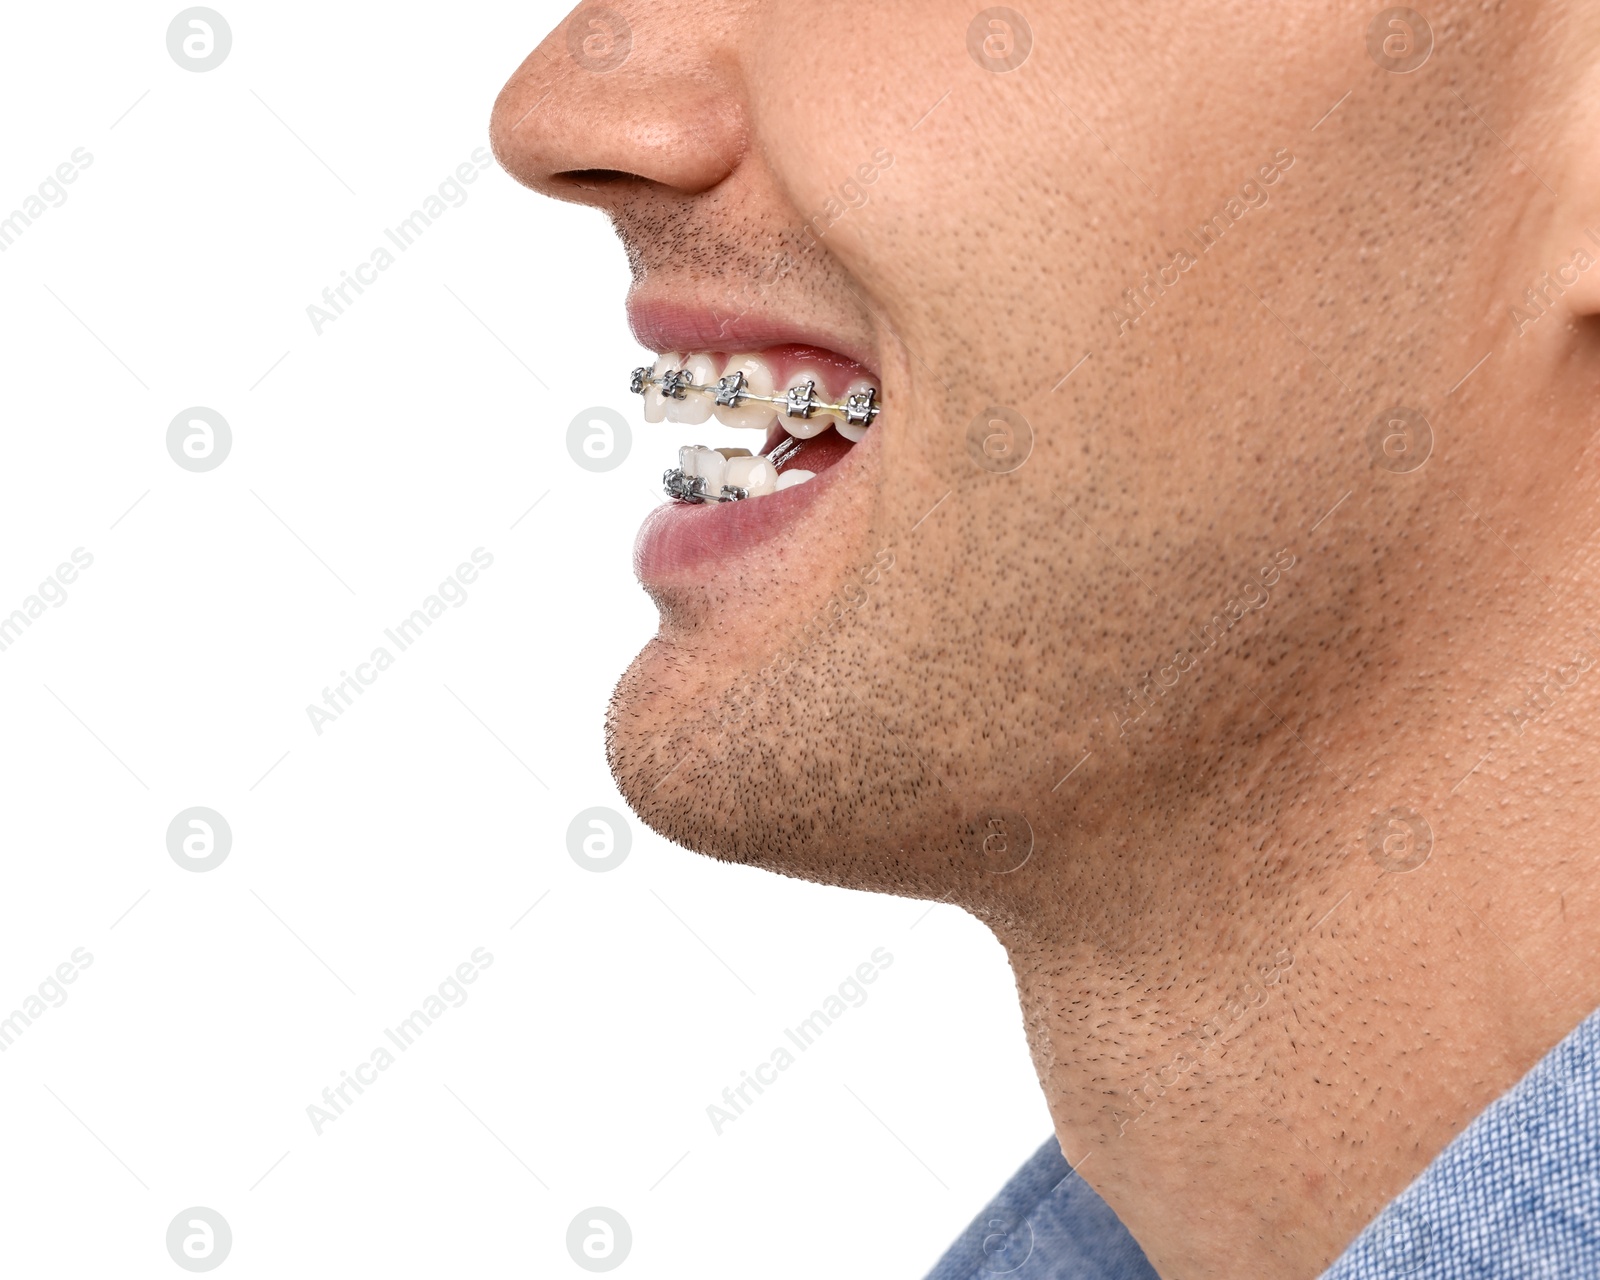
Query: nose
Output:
[[490, 5, 747, 208]]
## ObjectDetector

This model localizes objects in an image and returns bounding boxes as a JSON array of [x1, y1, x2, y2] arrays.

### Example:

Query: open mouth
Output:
[[630, 344, 881, 503]]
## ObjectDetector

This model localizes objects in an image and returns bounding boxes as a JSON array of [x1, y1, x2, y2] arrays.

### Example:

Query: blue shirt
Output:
[[926, 1007, 1600, 1279]]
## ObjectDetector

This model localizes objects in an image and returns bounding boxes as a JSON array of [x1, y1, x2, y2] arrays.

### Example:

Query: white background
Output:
[[0, 2, 1052, 1274]]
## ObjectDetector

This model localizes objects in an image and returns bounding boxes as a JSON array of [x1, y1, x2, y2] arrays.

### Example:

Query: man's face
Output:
[[494, 2, 1564, 900]]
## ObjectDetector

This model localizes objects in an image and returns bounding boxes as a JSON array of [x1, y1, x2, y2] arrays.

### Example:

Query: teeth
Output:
[[633, 351, 880, 504], [713, 354, 778, 431], [635, 350, 880, 437], [690, 445, 726, 495], [642, 353, 679, 424], [781, 366, 833, 438], [665, 354, 719, 424], [836, 378, 878, 443], [725, 454, 778, 497], [663, 449, 778, 504]]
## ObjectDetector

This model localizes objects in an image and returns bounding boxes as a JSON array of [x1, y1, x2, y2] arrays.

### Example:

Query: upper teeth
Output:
[[630, 352, 880, 442]]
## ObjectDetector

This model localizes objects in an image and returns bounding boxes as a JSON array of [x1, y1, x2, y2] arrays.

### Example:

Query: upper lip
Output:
[[626, 293, 878, 373]]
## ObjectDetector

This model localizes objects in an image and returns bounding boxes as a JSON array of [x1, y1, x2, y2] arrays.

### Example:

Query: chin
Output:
[[605, 630, 972, 899]]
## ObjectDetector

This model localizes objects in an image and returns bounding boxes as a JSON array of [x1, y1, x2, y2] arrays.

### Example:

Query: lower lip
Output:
[[633, 435, 868, 583]]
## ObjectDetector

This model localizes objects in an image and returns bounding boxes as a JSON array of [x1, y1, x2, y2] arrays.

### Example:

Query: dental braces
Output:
[[630, 366, 881, 427], [662, 465, 747, 505], [632, 364, 881, 504], [661, 444, 786, 505]]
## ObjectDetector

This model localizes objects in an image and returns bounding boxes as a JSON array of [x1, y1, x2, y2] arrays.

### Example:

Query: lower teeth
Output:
[[664, 445, 796, 504]]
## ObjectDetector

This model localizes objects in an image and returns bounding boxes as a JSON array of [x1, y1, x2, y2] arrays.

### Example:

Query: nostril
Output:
[[556, 168, 636, 190]]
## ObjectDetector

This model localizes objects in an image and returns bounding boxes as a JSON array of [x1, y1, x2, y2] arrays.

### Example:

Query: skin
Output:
[[493, 3, 1600, 1275]]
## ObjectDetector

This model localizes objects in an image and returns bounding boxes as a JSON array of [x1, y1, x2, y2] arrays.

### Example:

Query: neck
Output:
[[964, 465, 1600, 1276]]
